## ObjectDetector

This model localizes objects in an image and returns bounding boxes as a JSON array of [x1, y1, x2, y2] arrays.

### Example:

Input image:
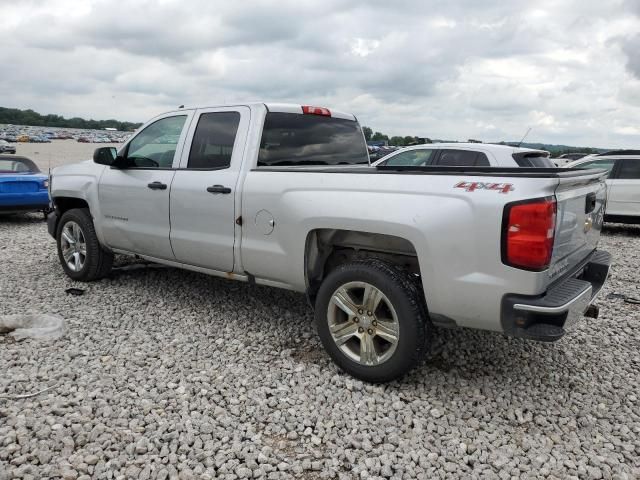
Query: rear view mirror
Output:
[[93, 147, 118, 166]]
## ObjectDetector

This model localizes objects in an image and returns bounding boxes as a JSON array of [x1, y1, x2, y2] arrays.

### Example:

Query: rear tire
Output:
[[315, 258, 432, 383], [56, 208, 113, 281]]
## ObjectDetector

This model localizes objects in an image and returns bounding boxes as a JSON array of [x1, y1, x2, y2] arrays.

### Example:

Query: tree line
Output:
[[361, 126, 427, 146], [0, 107, 142, 131]]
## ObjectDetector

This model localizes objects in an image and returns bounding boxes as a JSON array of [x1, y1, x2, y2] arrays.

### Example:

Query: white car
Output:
[[372, 143, 556, 168], [0, 140, 16, 154], [566, 151, 640, 224]]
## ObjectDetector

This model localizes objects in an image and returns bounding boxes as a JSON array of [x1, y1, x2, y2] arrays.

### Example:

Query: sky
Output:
[[1, 0, 639, 148]]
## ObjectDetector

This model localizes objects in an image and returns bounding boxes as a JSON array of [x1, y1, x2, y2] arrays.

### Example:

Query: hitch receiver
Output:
[[584, 304, 599, 319]]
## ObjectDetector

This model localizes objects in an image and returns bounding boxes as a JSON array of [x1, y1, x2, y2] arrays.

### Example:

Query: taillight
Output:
[[502, 197, 556, 271], [302, 105, 331, 116]]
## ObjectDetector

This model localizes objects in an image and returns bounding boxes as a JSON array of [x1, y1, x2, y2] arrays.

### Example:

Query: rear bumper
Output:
[[0, 191, 49, 209], [501, 250, 611, 341]]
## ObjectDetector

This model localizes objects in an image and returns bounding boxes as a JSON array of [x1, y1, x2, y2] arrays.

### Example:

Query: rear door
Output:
[[98, 112, 193, 259], [169, 106, 250, 271], [608, 158, 640, 216]]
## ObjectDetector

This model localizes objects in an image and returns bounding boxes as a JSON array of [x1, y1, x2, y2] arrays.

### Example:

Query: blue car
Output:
[[0, 155, 50, 215]]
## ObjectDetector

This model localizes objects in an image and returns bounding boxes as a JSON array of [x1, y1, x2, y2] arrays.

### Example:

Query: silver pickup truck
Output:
[[47, 103, 611, 382]]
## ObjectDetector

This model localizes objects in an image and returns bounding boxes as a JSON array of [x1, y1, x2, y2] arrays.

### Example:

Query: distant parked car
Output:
[[0, 155, 50, 216], [566, 150, 640, 224], [372, 143, 556, 168], [368, 145, 398, 162], [0, 140, 16, 154]]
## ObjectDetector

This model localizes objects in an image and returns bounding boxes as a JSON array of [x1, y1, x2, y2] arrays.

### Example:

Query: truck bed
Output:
[[253, 165, 606, 178]]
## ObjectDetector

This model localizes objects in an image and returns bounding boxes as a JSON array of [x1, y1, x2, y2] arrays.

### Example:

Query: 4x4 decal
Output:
[[454, 181, 514, 194]]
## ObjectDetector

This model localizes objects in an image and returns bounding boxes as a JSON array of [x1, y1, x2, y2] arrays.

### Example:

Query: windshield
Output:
[[0, 157, 40, 173], [258, 112, 369, 166]]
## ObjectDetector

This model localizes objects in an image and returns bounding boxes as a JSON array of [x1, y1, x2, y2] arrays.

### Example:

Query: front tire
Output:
[[315, 259, 432, 383], [56, 208, 113, 281]]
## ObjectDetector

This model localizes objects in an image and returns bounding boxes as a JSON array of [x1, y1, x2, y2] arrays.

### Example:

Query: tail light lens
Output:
[[302, 105, 331, 116], [502, 197, 556, 271]]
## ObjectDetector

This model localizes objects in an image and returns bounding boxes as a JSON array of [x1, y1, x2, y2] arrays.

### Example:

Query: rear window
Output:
[[514, 153, 555, 168], [0, 157, 39, 173], [258, 112, 369, 167]]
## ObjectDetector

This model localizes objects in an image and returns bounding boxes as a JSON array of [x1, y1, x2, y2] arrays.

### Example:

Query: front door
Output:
[[98, 112, 192, 259], [169, 107, 250, 271]]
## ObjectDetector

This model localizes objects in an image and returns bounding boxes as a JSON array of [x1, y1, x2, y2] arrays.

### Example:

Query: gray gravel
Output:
[[1, 215, 639, 480]]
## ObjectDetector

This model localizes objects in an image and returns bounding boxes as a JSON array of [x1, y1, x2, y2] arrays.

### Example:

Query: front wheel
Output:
[[56, 208, 113, 281], [315, 259, 432, 383]]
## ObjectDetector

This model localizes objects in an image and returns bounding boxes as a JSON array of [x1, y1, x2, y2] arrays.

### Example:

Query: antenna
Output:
[[517, 127, 532, 147]]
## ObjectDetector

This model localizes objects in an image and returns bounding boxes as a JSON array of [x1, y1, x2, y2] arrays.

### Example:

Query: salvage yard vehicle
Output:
[[47, 103, 611, 382], [373, 143, 556, 168], [566, 150, 640, 224], [0, 140, 16, 154], [0, 155, 50, 215]]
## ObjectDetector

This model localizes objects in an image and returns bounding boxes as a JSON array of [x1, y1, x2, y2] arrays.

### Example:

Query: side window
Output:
[[126, 115, 187, 168], [384, 149, 434, 166], [577, 159, 616, 176], [615, 159, 640, 179], [188, 112, 241, 169], [475, 152, 490, 166], [436, 150, 487, 166]]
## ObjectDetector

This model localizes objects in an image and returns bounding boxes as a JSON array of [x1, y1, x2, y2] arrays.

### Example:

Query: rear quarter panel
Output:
[[240, 169, 560, 331]]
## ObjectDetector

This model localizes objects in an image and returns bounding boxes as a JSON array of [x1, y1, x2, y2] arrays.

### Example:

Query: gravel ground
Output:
[[0, 216, 638, 480]]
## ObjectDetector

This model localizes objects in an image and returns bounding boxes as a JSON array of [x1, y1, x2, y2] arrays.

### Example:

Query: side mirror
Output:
[[93, 147, 118, 166]]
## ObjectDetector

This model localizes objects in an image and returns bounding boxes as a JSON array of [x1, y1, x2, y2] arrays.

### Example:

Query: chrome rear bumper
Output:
[[501, 250, 611, 341]]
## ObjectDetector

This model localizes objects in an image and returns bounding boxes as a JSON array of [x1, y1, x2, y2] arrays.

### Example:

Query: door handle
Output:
[[206, 185, 232, 194], [147, 181, 167, 190]]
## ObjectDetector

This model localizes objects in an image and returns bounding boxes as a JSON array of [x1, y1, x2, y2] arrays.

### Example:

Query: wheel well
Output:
[[53, 197, 89, 215], [305, 229, 420, 301]]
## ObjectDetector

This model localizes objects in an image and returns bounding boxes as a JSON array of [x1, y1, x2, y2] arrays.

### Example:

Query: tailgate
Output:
[[548, 170, 608, 281]]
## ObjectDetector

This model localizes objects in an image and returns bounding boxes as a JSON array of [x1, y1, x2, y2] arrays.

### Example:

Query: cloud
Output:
[[1, 0, 640, 147]]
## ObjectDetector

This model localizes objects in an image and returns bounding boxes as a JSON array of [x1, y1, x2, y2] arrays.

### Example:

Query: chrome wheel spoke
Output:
[[331, 288, 359, 317], [62, 247, 74, 263], [360, 334, 377, 365], [330, 321, 359, 346], [60, 221, 86, 272], [71, 222, 80, 241], [363, 284, 383, 313], [72, 252, 81, 269], [375, 319, 399, 344], [62, 230, 75, 245]]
